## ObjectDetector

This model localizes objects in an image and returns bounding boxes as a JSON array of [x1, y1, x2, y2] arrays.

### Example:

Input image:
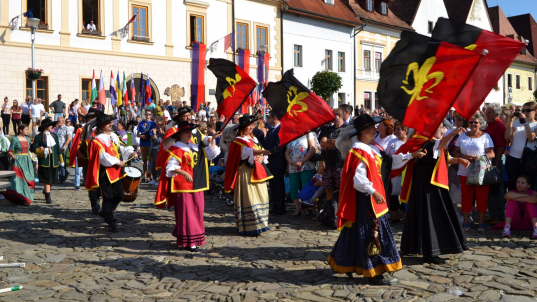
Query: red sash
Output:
[[337, 147, 388, 230], [155, 146, 197, 209], [224, 137, 273, 193], [85, 137, 125, 190]]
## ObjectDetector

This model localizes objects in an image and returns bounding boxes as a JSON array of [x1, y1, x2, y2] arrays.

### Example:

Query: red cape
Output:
[[69, 127, 83, 167], [85, 138, 125, 190], [156, 126, 178, 170]]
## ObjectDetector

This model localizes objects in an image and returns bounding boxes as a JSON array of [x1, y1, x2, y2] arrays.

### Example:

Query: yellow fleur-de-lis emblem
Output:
[[185, 151, 196, 169], [223, 74, 241, 99], [400, 56, 445, 106], [286, 86, 309, 117]]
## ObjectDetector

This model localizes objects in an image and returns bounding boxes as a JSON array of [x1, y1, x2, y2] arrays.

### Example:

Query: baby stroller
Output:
[[210, 172, 233, 206], [297, 179, 326, 219], [317, 190, 339, 230]]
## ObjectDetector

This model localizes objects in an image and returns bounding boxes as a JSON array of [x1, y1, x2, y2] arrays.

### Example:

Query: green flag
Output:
[[90, 69, 97, 105]]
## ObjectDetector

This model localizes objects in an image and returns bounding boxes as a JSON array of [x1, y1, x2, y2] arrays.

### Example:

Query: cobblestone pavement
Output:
[[2, 169, 537, 301]]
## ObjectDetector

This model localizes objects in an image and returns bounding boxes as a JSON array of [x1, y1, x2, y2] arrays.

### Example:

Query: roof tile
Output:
[[286, 0, 364, 26]]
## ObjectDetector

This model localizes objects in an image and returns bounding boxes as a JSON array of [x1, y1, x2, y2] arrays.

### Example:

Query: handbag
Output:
[[521, 139, 537, 175], [467, 155, 500, 186], [307, 135, 322, 163]]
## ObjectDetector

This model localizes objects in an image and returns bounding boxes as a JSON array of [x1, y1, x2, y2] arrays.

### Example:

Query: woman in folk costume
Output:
[[4, 124, 34, 205], [154, 121, 220, 251], [392, 121, 469, 264], [225, 115, 273, 236], [328, 115, 401, 285], [30, 117, 63, 204], [156, 106, 193, 171]]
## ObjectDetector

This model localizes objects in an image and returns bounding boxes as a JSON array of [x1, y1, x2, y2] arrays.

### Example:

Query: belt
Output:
[[15, 153, 28, 155]]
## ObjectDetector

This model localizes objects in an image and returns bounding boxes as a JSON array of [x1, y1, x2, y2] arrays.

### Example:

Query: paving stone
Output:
[[394, 269, 419, 280], [399, 281, 431, 290], [425, 293, 458, 301], [480, 290, 501, 300]]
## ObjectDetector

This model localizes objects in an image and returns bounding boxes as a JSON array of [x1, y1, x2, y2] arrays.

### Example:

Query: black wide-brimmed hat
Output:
[[95, 112, 115, 126], [170, 121, 198, 140], [85, 108, 100, 119], [38, 117, 58, 132], [237, 115, 259, 128], [172, 106, 192, 123], [353, 114, 384, 133]]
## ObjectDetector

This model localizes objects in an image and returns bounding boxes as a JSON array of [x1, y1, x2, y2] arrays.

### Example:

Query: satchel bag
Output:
[[307, 134, 322, 163], [467, 155, 500, 186], [521, 139, 537, 175], [481, 157, 501, 186]]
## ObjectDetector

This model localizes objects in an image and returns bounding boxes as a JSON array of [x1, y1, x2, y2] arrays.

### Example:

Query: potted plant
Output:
[[25, 68, 43, 80], [38, 21, 48, 30]]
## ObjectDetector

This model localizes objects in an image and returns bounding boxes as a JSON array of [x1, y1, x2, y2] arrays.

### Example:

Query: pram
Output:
[[210, 171, 233, 206]]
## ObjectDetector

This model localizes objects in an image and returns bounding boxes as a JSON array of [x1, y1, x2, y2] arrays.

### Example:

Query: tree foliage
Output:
[[310, 70, 343, 101]]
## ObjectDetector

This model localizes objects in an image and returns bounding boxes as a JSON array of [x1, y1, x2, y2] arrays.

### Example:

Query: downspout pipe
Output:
[[352, 20, 366, 109]]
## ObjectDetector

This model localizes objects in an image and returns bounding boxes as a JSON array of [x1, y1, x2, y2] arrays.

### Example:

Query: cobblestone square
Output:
[[2, 171, 537, 302]]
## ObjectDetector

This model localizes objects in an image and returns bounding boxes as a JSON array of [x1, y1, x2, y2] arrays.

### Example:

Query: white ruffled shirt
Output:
[[351, 142, 379, 195], [391, 139, 443, 171], [166, 140, 221, 178], [238, 136, 268, 166], [94, 133, 135, 167], [43, 131, 56, 158]]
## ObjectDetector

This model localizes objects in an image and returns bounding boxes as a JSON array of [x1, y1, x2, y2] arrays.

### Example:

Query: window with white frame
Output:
[[364, 50, 371, 71], [375, 52, 382, 71], [294, 45, 302, 67], [366, 0, 373, 11]]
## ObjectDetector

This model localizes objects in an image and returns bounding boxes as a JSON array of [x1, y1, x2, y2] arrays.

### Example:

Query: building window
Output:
[[381, 2, 388, 15], [375, 52, 382, 71], [81, 79, 100, 103], [428, 21, 434, 34], [132, 5, 148, 38], [516, 75, 521, 89], [325, 0, 334, 4], [366, 0, 374, 11], [82, 0, 99, 31], [294, 45, 302, 67], [364, 50, 371, 71], [27, 0, 47, 24], [190, 15, 204, 44], [325, 50, 332, 70], [375, 93, 380, 109], [364, 92, 371, 109], [507, 74, 512, 87], [26, 77, 49, 110], [338, 52, 345, 72], [338, 93, 345, 107], [236, 22, 248, 50], [256, 26, 268, 52], [530, 77, 533, 91]]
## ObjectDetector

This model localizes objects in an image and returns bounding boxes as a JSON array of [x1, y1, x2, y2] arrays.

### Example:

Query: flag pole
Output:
[[217, 85, 257, 134], [268, 121, 331, 154]]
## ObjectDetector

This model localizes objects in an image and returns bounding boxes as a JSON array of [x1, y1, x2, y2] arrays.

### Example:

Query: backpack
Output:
[[318, 196, 338, 230]]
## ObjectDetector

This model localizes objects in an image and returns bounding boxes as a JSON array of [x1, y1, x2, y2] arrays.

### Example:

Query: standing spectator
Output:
[[49, 94, 66, 121], [198, 105, 207, 121], [454, 113, 495, 231], [30, 98, 46, 134], [155, 99, 165, 117], [83, 100, 90, 112], [10, 100, 22, 135], [165, 100, 174, 113], [21, 96, 31, 126], [484, 103, 507, 225], [116, 120, 128, 144], [55, 117, 72, 183], [231, 114, 240, 124], [446, 115, 468, 212], [264, 111, 287, 215], [1, 97, 11, 135], [504, 101, 537, 191], [339, 104, 352, 124], [319, 108, 347, 202], [68, 100, 79, 125], [374, 119, 396, 150], [146, 100, 156, 117], [386, 122, 408, 222], [137, 109, 157, 182], [285, 132, 320, 216], [77, 101, 88, 123], [148, 117, 165, 186]]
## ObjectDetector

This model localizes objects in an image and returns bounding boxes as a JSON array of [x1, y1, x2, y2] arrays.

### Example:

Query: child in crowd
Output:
[[502, 174, 537, 238]]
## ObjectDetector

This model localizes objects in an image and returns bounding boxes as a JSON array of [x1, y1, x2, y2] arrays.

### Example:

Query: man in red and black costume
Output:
[[86, 112, 137, 232]]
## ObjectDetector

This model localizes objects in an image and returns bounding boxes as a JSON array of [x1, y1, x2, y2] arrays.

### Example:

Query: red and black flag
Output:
[[263, 69, 335, 146], [432, 17, 525, 120], [207, 58, 256, 127], [377, 31, 482, 139]]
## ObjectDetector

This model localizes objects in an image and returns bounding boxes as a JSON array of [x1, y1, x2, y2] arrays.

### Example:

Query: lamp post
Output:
[[28, 18, 40, 101]]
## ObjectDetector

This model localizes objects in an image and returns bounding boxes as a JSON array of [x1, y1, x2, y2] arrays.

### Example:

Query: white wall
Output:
[[411, 0, 449, 36], [283, 13, 354, 108]]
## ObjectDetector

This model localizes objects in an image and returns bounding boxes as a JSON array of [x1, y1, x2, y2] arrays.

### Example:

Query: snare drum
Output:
[[123, 166, 142, 202]]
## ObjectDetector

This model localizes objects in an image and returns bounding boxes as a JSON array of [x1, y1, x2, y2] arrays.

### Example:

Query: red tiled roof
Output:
[[285, 0, 364, 26], [340, 0, 414, 30], [508, 14, 537, 58], [388, 0, 422, 25]]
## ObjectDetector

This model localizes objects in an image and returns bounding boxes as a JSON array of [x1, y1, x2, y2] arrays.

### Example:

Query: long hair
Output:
[[12, 100, 20, 111]]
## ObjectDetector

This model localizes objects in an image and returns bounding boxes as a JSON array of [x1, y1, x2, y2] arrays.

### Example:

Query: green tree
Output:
[[310, 70, 343, 101]]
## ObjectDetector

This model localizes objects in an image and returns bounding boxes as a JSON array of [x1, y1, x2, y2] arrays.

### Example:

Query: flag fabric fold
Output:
[[123, 72, 129, 106], [191, 43, 206, 112], [116, 71, 122, 107], [431, 17, 526, 120], [263, 69, 335, 147], [139, 72, 145, 109], [224, 32, 234, 53], [207, 58, 257, 128], [130, 72, 136, 107], [237, 49, 251, 113], [377, 31, 482, 139], [90, 70, 97, 105], [98, 70, 106, 106], [110, 71, 117, 106], [145, 73, 152, 106], [257, 52, 269, 84]]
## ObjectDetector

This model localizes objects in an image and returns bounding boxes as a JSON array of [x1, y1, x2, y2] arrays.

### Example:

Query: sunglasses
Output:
[[522, 109, 534, 113], [515, 109, 521, 112], [455, 118, 463, 121], [468, 121, 480, 124]]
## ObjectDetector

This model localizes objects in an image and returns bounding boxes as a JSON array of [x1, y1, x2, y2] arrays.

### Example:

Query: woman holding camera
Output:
[[504, 101, 537, 190]]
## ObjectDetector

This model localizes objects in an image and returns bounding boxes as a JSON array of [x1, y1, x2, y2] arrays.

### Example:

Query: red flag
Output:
[[224, 32, 234, 53], [207, 59, 257, 127], [263, 69, 335, 146], [432, 18, 526, 120]]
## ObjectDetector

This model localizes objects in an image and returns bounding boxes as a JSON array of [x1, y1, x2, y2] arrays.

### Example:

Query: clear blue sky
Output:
[[488, 0, 537, 19]]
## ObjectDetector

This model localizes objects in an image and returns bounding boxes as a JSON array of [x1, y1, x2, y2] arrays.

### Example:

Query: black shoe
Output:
[[185, 246, 199, 252], [91, 207, 101, 215], [44, 192, 52, 204], [423, 256, 446, 264], [369, 275, 391, 285], [346, 272, 354, 279], [109, 222, 118, 233]]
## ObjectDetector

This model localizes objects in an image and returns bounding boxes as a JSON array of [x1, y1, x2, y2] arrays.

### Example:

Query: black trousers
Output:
[[267, 167, 286, 213], [100, 176, 124, 224], [21, 114, 30, 126], [83, 166, 101, 209]]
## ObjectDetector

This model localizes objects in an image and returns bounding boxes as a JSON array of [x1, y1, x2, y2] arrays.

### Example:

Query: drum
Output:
[[123, 166, 142, 202]]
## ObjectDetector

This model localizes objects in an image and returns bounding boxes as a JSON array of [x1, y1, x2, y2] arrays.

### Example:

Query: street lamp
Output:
[[28, 18, 40, 101]]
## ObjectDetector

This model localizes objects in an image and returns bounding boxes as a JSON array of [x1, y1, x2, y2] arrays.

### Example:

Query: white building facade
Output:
[[0, 0, 282, 113]]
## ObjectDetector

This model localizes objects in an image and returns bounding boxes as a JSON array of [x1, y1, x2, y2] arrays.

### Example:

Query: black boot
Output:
[[44, 192, 52, 204]]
